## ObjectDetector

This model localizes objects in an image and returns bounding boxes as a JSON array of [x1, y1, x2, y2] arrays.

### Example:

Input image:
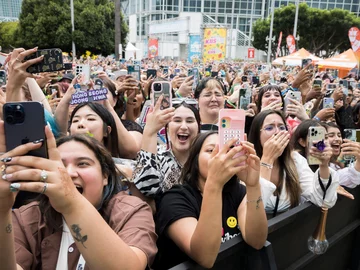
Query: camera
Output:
[[153, 83, 162, 92], [4, 104, 25, 125], [311, 128, 318, 137]]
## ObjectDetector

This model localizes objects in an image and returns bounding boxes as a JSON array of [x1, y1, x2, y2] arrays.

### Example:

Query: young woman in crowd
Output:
[[0, 126, 157, 269], [132, 96, 201, 199], [248, 110, 339, 217], [194, 77, 225, 131], [154, 131, 267, 269]]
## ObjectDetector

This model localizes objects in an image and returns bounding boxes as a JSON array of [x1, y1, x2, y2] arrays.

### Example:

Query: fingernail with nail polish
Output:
[[1, 157, 12, 162], [33, 139, 44, 144], [3, 174, 12, 180], [10, 183, 20, 192]]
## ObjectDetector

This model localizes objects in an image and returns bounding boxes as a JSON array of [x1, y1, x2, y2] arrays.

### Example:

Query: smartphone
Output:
[[163, 67, 169, 75], [188, 69, 193, 77], [218, 109, 246, 165], [284, 91, 302, 110], [48, 84, 60, 98], [174, 68, 181, 75], [343, 129, 357, 161], [147, 69, 157, 79], [63, 63, 72, 71], [152, 81, 172, 110], [252, 76, 260, 85], [313, 79, 322, 88], [128, 65, 140, 81], [192, 68, 199, 91], [241, 76, 248, 82], [326, 83, 337, 91], [307, 126, 326, 165], [302, 58, 312, 69], [3, 102, 47, 158], [94, 78, 104, 90], [75, 64, 91, 85], [0, 70, 6, 87], [323, 97, 334, 109], [25, 48, 64, 73], [340, 80, 349, 88]]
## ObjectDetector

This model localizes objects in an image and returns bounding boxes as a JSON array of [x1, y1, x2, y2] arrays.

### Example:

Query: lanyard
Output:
[[318, 172, 332, 200]]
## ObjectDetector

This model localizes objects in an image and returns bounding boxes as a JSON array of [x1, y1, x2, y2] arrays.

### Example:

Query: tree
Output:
[[0, 22, 18, 51], [15, 0, 128, 56], [252, 3, 360, 59]]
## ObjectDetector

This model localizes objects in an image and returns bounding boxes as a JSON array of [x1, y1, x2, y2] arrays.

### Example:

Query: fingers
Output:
[[220, 137, 238, 155], [337, 186, 354, 200], [154, 94, 163, 110], [7, 181, 51, 195], [0, 140, 44, 161], [45, 125, 61, 161], [23, 55, 44, 69], [2, 168, 50, 183], [0, 121, 5, 153]]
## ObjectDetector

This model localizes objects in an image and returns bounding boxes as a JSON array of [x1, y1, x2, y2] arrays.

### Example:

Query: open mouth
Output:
[[177, 134, 189, 142], [75, 185, 84, 194], [331, 144, 340, 151]]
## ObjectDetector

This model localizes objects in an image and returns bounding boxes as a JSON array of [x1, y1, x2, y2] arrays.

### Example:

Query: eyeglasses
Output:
[[172, 98, 199, 110], [260, 124, 287, 135]]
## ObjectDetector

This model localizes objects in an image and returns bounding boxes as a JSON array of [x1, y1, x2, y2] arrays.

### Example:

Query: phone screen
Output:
[[192, 68, 199, 91], [0, 71, 6, 86]]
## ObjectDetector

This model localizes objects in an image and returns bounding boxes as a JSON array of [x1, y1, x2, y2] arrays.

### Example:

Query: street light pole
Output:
[[267, 0, 275, 63], [70, 0, 76, 62], [293, 0, 299, 38], [248, 0, 255, 47], [115, 0, 121, 60]]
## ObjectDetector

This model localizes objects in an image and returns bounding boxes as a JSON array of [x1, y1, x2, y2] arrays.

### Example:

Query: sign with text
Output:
[[248, 48, 255, 59], [70, 88, 108, 105], [203, 28, 227, 62]]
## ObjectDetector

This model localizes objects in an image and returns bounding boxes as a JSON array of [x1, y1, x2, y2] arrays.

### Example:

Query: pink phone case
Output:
[[218, 109, 246, 164]]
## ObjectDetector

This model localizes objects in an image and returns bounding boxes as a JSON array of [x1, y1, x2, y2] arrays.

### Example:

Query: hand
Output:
[[332, 88, 344, 102], [305, 86, 323, 102], [143, 95, 175, 135], [337, 186, 354, 200], [236, 141, 260, 187], [206, 138, 249, 189], [118, 75, 139, 94], [334, 99, 343, 111], [292, 65, 312, 89], [6, 48, 43, 97], [341, 140, 360, 160], [314, 108, 335, 121], [96, 71, 109, 80], [1, 126, 82, 215], [36, 72, 58, 89], [171, 76, 185, 89], [178, 76, 194, 97], [262, 131, 290, 163], [142, 75, 154, 98], [286, 98, 309, 121], [261, 100, 283, 112], [48, 97, 62, 111], [0, 88, 6, 120], [309, 142, 332, 166]]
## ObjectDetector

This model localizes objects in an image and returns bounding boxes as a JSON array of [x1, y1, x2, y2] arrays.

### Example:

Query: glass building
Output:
[[0, 0, 22, 22]]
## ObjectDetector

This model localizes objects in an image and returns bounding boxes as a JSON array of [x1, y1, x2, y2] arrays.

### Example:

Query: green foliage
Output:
[[14, 0, 128, 56], [252, 3, 360, 58], [0, 22, 19, 51]]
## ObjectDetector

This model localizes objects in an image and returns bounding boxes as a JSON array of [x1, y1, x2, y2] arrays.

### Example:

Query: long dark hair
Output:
[[248, 110, 301, 208], [179, 131, 237, 190], [256, 85, 285, 113], [69, 102, 120, 157], [39, 135, 122, 231]]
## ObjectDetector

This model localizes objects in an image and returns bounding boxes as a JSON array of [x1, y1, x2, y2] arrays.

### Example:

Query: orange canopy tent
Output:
[[272, 48, 322, 66], [317, 49, 358, 78]]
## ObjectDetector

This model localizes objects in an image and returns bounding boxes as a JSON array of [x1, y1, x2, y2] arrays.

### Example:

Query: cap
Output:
[[59, 73, 74, 82]]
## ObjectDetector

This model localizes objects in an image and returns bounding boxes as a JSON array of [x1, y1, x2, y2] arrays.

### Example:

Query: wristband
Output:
[[247, 196, 263, 209], [313, 116, 320, 121], [260, 162, 273, 169], [175, 91, 183, 98]]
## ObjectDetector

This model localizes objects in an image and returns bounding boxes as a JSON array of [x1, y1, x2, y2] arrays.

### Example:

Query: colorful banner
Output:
[[348, 27, 360, 61], [188, 35, 201, 63], [286, 35, 296, 54], [276, 31, 283, 58], [148, 38, 159, 58], [203, 28, 227, 62]]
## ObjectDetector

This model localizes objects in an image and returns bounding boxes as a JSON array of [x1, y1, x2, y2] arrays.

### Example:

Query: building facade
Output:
[[120, 0, 360, 60], [0, 0, 22, 22]]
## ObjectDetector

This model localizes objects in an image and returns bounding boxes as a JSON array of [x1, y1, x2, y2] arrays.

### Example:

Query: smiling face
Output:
[[327, 126, 342, 156], [70, 105, 109, 143], [168, 106, 199, 153], [58, 141, 108, 208], [198, 80, 224, 120], [261, 89, 282, 108]]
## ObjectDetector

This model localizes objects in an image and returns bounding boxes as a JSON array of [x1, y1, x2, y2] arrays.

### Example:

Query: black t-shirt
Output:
[[153, 182, 246, 269]]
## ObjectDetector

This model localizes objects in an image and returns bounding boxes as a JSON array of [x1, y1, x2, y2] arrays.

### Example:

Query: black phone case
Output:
[[25, 48, 64, 73], [3, 102, 47, 158]]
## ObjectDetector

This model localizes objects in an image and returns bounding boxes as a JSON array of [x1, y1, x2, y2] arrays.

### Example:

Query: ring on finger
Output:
[[40, 170, 48, 182], [41, 182, 48, 194], [1, 164, 6, 175]]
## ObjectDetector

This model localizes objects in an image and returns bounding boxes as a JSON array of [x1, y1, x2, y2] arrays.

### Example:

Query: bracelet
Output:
[[313, 116, 321, 121], [247, 196, 263, 209], [175, 91, 183, 98], [260, 162, 273, 169]]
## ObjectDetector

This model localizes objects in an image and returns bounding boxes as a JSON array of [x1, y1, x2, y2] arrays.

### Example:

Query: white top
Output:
[[330, 161, 360, 188], [259, 151, 339, 214]]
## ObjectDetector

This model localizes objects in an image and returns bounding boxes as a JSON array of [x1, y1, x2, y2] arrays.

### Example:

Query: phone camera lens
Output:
[[154, 83, 161, 91], [5, 115, 14, 124]]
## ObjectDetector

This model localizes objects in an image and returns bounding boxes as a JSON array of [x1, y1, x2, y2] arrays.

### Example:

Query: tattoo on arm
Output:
[[71, 224, 88, 248], [5, 224, 12, 233]]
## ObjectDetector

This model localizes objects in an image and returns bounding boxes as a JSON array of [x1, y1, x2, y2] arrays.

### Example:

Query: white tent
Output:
[[272, 48, 322, 66], [125, 42, 140, 60]]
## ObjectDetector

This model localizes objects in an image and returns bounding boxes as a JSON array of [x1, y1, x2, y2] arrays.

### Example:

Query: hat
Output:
[[59, 73, 74, 82]]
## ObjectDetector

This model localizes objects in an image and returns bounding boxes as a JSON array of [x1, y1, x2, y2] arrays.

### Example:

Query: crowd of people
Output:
[[0, 46, 360, 269]]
